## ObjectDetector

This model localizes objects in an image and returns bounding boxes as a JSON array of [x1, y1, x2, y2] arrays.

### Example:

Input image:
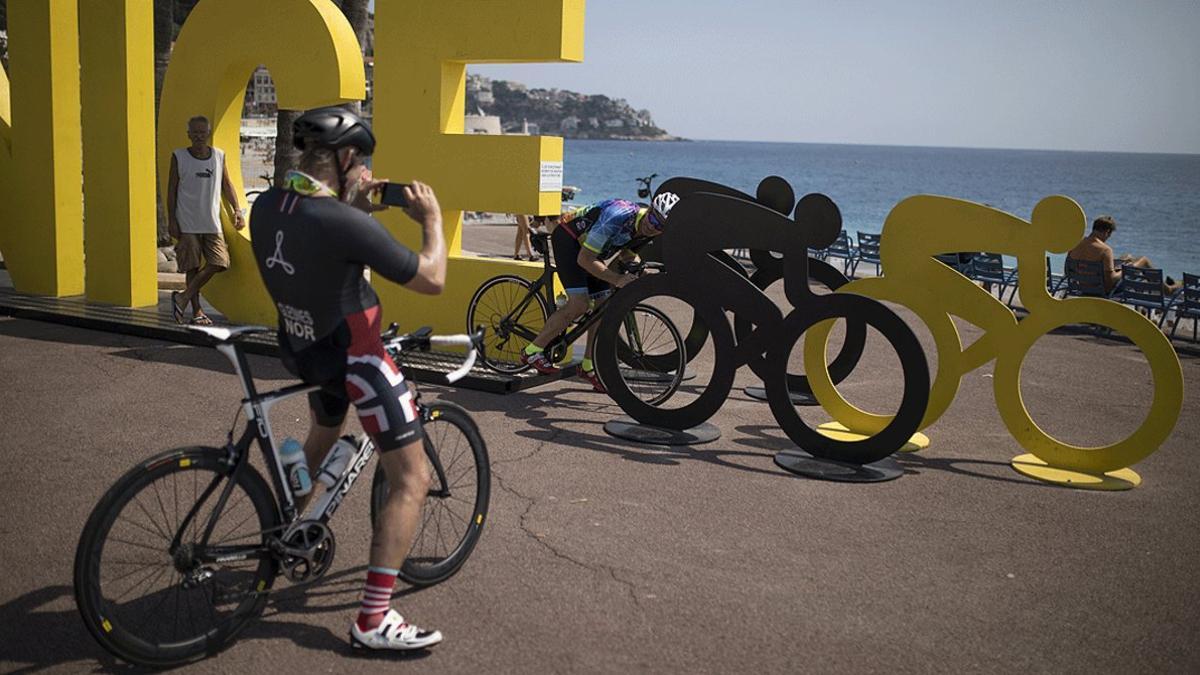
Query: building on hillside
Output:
[[561, 116, 580, 133], [467, 73, 495, 104], [465, 109, 502, 134]]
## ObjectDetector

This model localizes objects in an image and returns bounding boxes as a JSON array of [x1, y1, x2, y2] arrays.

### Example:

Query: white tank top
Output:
[[174, 146, 225, 234]]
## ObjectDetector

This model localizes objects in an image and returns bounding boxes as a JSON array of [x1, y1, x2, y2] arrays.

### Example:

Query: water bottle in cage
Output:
[[280, 437, 312, 497], [315, 436, 357, 488]]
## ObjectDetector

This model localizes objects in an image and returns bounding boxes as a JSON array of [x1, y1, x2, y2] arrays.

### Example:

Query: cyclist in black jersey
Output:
[[249, 107, 448, 652]]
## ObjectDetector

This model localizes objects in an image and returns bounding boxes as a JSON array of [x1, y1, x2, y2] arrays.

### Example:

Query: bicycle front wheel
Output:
[[610, 303, 687, 406], [993, 297, 1184, 473], [371, 402, 490, 587], [73, 447, 280, 668], [466, 275, 550, 374]]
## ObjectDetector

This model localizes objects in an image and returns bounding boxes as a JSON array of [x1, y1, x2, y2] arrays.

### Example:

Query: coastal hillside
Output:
[[466, 74, 675, 141]]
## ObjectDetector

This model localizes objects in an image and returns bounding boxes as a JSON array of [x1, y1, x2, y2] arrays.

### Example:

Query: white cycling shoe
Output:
[[350, 609, 443, 651]]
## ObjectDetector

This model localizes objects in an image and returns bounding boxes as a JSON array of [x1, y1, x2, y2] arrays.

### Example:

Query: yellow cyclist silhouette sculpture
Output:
[[803, 195, 1183, 489]]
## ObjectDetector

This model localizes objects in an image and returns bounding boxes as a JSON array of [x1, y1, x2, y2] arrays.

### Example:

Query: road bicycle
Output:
[[466, 231, 687, 405], [73, 324, 489, 667], [801, 195, 1183, 476]]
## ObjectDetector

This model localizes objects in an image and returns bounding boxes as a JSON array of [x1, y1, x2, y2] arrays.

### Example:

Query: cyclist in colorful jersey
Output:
[[521, 192, 679, 392], [249, 107, 447, 652]]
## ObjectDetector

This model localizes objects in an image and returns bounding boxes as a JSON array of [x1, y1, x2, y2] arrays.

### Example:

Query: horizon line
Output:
[[613, 136, 1200, 157]]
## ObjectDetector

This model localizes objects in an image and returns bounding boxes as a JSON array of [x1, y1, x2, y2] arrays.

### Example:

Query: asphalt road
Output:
[[1, 307, 1198, 673]]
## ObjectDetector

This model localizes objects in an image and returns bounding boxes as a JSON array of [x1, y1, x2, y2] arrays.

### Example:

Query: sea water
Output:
[[562, 140, 1200, 278]]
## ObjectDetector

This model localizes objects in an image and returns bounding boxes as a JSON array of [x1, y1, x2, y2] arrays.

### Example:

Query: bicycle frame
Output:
[[168, 337, 454, 566], [493, 234, 648, 360]]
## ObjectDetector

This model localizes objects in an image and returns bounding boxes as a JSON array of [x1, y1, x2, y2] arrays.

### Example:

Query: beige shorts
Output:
[[175, 233, 230, 272]]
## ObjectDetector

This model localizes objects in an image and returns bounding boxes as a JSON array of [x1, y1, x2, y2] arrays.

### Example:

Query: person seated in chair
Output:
[[1066, 215, 1155, 295]]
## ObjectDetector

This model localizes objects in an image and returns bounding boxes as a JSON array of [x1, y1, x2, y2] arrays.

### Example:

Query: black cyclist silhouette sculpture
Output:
[[595, 176, 931, 481]]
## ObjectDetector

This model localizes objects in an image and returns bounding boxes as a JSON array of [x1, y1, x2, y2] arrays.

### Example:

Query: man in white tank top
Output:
[[167, 115, 246, 325]]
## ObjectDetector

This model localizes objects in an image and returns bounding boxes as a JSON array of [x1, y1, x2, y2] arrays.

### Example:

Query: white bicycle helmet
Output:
[[649, 191, 680, 230]]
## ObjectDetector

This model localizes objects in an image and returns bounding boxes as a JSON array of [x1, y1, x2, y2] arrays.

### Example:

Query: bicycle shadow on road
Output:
[[240, 565, 432, 662], [0, 574, 433, 672], [435, 388, 786, 478], [0, 584, 135, 674]]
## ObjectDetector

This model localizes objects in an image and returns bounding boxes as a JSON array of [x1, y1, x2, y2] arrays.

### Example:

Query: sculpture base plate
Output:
[[774, 450, 903, 483], [1010, 454, 1141, 491], [816, 422, 930, 453], [743, 385, 818, 406], [603, 417, 720, 446]]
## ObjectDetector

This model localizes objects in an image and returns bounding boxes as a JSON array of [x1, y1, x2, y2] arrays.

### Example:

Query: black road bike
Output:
[[73, 324, 489, 668], [466, 232, 687, 405]]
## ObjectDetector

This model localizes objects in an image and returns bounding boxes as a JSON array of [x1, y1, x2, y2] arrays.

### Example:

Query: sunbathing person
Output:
[[1067, 215, 1181, 297]]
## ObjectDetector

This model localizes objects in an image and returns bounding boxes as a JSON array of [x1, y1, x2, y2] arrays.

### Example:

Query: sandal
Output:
[[171, 291, 186, 324], [190, 313, 214, 326]]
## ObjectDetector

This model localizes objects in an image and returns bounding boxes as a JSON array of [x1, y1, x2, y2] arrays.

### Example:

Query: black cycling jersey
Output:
[[249, 188, 419, 354]]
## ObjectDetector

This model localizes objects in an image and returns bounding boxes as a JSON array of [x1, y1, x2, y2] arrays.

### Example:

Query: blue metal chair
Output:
[[1063, 257, 1120, 335], [1063, 257, 1112, 298], [823, 230, 856, 276], [1167, 273, 1200, 343], [849, 232, 882, 278], [970, 253, 1019, 306], [1116, 265, 1171, 327]]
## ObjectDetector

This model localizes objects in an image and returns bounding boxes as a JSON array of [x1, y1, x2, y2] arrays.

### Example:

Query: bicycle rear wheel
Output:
[[466, 275, 550, 374], [74, 447, 279, 668], [371, 402, 490, 587]]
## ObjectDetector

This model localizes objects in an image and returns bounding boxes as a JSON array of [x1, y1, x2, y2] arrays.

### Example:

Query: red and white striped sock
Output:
[[357, 566, 398, 631]]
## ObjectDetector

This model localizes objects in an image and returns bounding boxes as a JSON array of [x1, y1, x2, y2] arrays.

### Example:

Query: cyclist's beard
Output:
[[340, 179, 362, 205]]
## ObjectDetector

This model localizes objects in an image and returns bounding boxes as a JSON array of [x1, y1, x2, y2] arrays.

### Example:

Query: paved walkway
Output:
[[1, 221, 1198, 672]]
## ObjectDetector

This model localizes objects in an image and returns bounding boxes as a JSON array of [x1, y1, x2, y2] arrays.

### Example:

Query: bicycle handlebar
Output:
[[616, 260, 664, 276], [383, 325, 484, 384]]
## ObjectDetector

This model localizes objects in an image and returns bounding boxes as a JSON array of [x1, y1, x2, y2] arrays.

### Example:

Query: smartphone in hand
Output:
[[378, 182, 411, 207]]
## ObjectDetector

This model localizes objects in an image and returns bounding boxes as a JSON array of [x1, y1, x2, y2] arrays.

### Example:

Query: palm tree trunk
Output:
[[273, 111, 301, 188], [153, 0, 175, 245], [274, 0, 370, 183]]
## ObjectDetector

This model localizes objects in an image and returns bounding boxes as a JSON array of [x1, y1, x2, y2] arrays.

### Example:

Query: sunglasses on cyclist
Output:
[[645, 209, 665, 232]]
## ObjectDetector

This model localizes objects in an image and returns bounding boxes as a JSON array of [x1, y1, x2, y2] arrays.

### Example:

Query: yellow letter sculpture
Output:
[[802, 195, 1183, 489], [0, 0, 84, 297], [370, 0, 585, 334], [157, 0, 366, 325], [79, 0, 158, 307]]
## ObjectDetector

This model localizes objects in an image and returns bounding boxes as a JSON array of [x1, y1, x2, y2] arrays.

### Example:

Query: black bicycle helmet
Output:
[[292, 106, 376, 156]]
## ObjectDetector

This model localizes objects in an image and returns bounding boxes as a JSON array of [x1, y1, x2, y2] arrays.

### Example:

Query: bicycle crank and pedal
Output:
[[274, 520, 337, 583]]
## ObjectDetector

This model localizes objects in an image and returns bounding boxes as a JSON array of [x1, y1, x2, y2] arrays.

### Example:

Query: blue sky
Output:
[[372, 0, 1200, 153]]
